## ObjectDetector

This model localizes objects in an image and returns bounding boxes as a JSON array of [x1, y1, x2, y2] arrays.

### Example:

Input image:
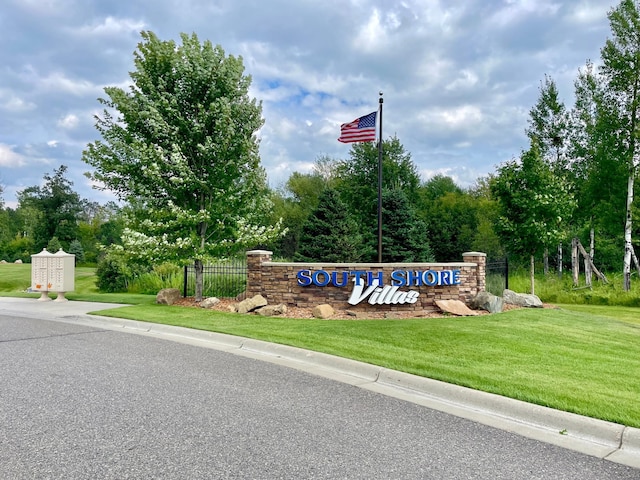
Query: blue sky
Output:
[[0, 0, 615, 208]]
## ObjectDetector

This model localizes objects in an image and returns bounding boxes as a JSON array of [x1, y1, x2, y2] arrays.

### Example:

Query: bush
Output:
[[95, 252, 144, 293]]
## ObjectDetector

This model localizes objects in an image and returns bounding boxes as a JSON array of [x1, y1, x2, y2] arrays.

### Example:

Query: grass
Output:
[[2, 262, 640, 427]]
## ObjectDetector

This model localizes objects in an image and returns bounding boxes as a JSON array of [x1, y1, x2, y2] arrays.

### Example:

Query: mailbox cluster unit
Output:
[[31, 248, 75, 301]]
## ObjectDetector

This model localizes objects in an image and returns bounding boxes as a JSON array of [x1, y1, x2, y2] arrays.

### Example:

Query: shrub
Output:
[[95, 252, 145, 293]]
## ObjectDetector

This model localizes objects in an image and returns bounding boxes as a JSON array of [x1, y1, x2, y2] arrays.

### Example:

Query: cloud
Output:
[[70, 16, 146, 37], [0, 144, 27, 168], [57, 114, 79, 130]]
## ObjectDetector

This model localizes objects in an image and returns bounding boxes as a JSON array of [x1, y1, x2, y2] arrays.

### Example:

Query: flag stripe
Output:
[[338, 111, 377, 143]]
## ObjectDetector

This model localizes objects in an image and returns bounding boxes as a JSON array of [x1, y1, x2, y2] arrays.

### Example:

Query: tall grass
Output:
[[508, 267, 640, 306]]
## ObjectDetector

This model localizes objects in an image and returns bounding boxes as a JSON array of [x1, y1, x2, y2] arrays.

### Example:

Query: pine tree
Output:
[[295, 189, 366, 262]]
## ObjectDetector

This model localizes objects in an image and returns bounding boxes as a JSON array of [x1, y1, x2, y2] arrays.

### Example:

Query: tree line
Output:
[[2, 1, 640, 295]]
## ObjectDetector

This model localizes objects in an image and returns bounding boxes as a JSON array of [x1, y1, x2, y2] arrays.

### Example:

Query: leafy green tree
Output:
[[268, 168, 330, 259], [17, 165, 82, 252], [599, 0, 640, 289], [83, 31, 280, 300], [422, 190, 478, 262], [526, 75, 568, 166], [491, 142, 576, 294], [295, 188, 366, 262]]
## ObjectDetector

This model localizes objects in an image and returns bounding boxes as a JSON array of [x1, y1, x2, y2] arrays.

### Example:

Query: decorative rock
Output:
[[312, 304, 334, 319], [256, 304, 288, 316], [14, 259, 23, 264], [228, 304, 238, 313], [156, 288, 181, 305], [236, 291, 247, 302], [200, 297, 221, 308], [469, 291, 503, 313], [503, 289, 543, 308], [0, 260, 7, 263], [236, 294, 268, 314], [435, 299, 478, 316]]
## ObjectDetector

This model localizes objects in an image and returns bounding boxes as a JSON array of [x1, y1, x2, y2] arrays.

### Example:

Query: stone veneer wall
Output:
[[246, 250, 487, 313]]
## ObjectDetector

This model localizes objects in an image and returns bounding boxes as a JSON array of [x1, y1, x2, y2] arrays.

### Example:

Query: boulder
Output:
[[156, 288, 181, 305], [236, 294, 268, 314], [469, 291, 503, 313], [256, 304, 288, 316], [14, 259, 23, 264], [312, 304, 334, 319], [200, 297, 221, 309], [435, 299, 479, 316], [503, 289, 543, 308]]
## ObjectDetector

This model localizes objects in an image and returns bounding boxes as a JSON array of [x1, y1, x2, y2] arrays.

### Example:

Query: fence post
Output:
[[183, 265, 188, 298], [505, 257, 509, 291]]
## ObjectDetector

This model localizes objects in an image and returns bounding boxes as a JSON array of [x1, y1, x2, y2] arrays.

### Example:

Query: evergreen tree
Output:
[[295, 188, 366, 262], [380, 189, 434, 263]]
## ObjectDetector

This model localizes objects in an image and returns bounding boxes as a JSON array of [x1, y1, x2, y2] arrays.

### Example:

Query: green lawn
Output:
[[2, 263, 640, 428]]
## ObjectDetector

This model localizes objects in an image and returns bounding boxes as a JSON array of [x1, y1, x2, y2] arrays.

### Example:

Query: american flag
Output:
[[337, 111, 377, 143]]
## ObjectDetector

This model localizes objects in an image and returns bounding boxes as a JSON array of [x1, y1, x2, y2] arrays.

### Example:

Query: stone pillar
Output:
[[463, 251, 487, 294], [246, 250, 272, 297]]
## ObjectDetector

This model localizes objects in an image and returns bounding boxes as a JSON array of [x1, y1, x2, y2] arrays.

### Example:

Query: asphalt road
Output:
[[1, 313, 639, 479]]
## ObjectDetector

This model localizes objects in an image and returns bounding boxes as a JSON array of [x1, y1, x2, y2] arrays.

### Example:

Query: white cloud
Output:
[[71, 16, 146, 37], [0, 91, 36, 112], [0, 144, 26, 167], [57, 113, 79, 129]]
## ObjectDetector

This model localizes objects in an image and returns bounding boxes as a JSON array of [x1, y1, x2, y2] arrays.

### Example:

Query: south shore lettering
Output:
[[296, 269, 461, 306]]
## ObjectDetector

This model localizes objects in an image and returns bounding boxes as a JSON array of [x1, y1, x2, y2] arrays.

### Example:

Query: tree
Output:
[[295, 188, 366, 262], [526, 75, 568, 166], [83, 31, 280, 300], [491, 142, 576, 294], [599, 0, 640, 290], [334, 136, 421, 232], [268, 165, 331, 259], [379, 189, 434, 263], [17, 165, 82, 252]]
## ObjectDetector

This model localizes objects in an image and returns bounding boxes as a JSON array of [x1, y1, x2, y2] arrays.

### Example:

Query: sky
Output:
[[0, 0, 618, 209]]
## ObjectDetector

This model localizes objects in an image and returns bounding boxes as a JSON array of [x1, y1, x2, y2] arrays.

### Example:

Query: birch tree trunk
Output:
[[623, 170, 634, 291], [572, 237, 579, 286], [557, 243, 563, 278], [530, 254, 535, 295]]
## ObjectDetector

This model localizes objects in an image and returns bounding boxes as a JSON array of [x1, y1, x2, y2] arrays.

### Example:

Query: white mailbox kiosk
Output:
[[31, 248, 75, 302]]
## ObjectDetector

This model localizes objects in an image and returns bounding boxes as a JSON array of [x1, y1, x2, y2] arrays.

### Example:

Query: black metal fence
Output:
[[182, 258, 247, 298], [486, 258, 509, 295]]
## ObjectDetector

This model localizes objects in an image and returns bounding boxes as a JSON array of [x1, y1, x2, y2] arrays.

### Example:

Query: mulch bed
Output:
[[172, 296, 547, 319]]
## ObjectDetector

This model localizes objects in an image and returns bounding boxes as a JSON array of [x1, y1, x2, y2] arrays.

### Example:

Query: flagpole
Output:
[[377, 92, 383, 263]]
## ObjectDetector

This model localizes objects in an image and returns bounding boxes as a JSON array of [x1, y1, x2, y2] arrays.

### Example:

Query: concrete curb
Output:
[[1, 298, 638, 470]]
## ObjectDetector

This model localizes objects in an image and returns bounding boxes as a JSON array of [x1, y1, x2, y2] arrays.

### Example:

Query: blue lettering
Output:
[[367, 271, 384, 286], [453, 269, 461, 285], [422, 270, 438, 286], [407, 270, 422, 286], [351, 271, 367, 286], [332, 271, 349, 287], [390, 270, 406, 287], [312, 270, 331, 286], [440, 270, 452, 285], [297, 270, 312, 286]]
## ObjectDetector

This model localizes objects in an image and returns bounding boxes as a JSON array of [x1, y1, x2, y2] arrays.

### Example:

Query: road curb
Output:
[[1, 299, 638, 470]]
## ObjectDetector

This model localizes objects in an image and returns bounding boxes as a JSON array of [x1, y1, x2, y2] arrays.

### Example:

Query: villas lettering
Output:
[[296, 269, 461, 306]]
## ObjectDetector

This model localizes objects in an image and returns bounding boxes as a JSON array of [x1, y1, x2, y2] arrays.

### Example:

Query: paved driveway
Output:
[[1, 313, 638, 479]]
